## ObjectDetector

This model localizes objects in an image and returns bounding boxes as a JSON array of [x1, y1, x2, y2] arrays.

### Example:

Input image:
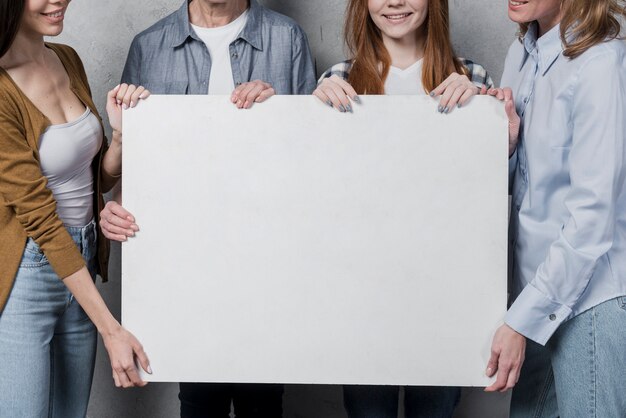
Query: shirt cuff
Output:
[[504, 284, 572, 345]]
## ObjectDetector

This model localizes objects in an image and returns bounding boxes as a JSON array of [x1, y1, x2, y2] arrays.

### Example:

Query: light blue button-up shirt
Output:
[[502, 23, 626, 345]]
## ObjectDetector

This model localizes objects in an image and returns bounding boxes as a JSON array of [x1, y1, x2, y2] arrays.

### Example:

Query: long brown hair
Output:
[[0, 0, 25, 59], [344, 0, 467, 94], [519, 0, 626, 59]]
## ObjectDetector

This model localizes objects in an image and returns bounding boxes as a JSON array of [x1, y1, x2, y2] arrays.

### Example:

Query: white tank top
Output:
[[38, 108, 103, 227]]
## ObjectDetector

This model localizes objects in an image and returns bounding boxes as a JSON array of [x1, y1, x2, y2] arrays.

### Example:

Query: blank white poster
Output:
[[122, 95, 508, 386]]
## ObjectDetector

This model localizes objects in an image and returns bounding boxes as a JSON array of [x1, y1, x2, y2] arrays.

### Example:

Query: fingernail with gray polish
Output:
[[353, 96, 361, 104], [326, 99, 333, 107], [437, 105, 444, 113], [347, 104, 353, 113], [444, 107, 450, 114], [339, 104, 346, 112]]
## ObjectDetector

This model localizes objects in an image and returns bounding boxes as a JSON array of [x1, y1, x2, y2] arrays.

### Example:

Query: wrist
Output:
[[98, 317, 123, 338], [111, 130, 122, 144]]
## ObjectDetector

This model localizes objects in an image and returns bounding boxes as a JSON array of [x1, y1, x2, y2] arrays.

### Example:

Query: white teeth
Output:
[[385, 13, 410, 20], [510, 1, 527, 5], [45, 11, 63, 18]]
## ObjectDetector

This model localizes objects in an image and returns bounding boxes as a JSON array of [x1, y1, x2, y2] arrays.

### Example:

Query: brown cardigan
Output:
[[0, 43, 110, 312]]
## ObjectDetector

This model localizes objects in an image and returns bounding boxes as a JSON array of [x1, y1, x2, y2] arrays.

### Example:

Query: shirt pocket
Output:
[[20, 238, 49, 268], [141, 80, 189, 95]]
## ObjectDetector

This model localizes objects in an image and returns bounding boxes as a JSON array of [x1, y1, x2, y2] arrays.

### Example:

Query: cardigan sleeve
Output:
[[0, 89, 85, 279]]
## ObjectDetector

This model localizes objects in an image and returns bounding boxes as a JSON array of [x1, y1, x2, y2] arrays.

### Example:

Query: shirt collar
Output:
[[518, 22, 563, 75], [169, 0, 263, 50]]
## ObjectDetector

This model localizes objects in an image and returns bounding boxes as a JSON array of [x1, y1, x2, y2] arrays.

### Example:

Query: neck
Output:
[[0, 29, 47, 69], [382, 31, 425, 70], [189, 0, 249, 28], [537, 9, 563, 38]]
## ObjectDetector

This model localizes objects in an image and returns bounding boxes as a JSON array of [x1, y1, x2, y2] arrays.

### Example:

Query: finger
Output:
[[330, 75, 359, 102], [442, 84, 470, 112], [437, 81, 464, 113], [485, 350, 499, 378], [125, 363, 146, 387], [121, 85, 137, 110], [326, 80, 353, 112], [107, 84, 121, 103], [232, 83, 256, 107], [139, 89, 151, 100], [135, 344, 152, 375], [242, 83, 266, 109], [236, 83, 258, 109], [101, 218, 135, 238], [313, 88, 334, 108], [112, 371, 121, 387], [458, 87, 479, 107], [129, 86, 146, 108], [503, 87, 514, 102], [108, 202, 138, 228], [114, 365, 132, 388], [231, 84, 246, 103], [319, 84, 347, 113], [504, 365, 520, 392], [485, 365, 510, 392], [430, 73, 458, 97], [115, 84, 129, 106], [254, 87, 275, 103]]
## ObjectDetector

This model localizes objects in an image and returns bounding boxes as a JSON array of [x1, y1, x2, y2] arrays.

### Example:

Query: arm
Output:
[[290, 26, 317, 95], [486, 49, 626, 392], [505, 50, 625, 345], [64, 267, 150, 387], [0, 92, 149, 387]]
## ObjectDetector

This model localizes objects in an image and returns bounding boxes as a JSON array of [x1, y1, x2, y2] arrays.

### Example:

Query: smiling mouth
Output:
[[383, 13, 413, 21], [43, 10, 64, 18], [509, 1, 528, 6]]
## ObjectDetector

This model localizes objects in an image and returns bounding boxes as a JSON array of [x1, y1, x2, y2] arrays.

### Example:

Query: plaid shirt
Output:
[[319, 58, 494, 90]]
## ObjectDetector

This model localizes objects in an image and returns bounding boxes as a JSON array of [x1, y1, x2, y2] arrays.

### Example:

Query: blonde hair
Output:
[[519, 0, 626, 59]]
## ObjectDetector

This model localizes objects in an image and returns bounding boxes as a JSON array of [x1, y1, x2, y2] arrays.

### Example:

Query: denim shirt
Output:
[[121, 0, 316, 95], [502, 23, 626, 345]]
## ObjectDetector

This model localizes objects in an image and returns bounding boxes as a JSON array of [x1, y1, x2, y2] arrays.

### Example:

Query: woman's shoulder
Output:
[[318, 60, 354, 84], [458, 58, 495, 89]]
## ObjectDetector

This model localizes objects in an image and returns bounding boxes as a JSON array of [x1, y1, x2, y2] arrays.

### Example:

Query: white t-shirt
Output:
[[384, 59, 425, 95], [191, 10, 249, 95]]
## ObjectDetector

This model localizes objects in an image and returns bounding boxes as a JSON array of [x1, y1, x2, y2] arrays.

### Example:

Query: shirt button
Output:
[[549, 314, 557, 321], [523, 97, 529, 104], [235, 81, 242, 86], [231, 52, 238, 59]]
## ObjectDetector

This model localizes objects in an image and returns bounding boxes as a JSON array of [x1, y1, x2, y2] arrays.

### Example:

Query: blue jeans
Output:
[[0, 222, 98, 418], [510, 296, 626, 418], [343, 385, 460, 418]]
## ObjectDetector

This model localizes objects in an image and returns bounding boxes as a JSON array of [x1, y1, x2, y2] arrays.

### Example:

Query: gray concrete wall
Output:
[[54, 1, 517, 417]]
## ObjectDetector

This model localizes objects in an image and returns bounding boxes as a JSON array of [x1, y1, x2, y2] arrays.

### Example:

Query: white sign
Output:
[[122, 96, 508, 386]]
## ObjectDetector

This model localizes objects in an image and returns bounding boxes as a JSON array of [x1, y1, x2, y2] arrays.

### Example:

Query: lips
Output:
[[509, 0, 529, 6], [383, 12, 413, 21]]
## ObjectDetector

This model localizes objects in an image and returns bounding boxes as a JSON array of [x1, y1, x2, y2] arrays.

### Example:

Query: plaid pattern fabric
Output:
[[318, 58, 495, 90]]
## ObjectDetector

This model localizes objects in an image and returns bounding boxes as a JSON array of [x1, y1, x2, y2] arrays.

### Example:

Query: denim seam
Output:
[[532, 366, 554, 418], [590, 308, 597, 418]]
